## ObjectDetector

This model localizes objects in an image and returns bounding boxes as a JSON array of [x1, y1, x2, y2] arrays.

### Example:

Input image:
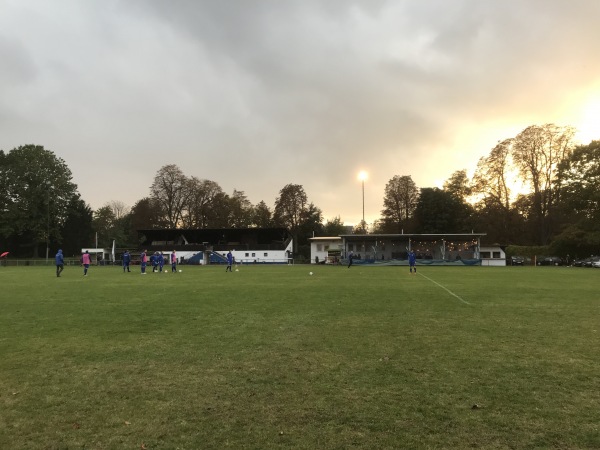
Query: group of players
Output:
[[54, 248, 179, 277], [123, 249, 178, 274]]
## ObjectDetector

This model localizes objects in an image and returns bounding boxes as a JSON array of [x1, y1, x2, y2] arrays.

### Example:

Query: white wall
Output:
[[479, 246, 506, 266]]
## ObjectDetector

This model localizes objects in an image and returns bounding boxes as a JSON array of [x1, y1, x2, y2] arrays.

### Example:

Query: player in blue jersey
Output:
[[408, 250, 417, 274]]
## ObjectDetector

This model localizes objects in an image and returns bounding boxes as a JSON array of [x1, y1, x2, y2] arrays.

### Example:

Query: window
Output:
[[481, 251, 491, 258], [252, 253, 256, 257], [264, 253, 268, 257], [317, 244, 323, 251], [245, 253, 249, 257], [493, 251, 501, 259]]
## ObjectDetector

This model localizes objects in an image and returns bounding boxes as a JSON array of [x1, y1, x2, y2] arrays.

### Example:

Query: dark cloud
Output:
[[1, 0, 599, 224]]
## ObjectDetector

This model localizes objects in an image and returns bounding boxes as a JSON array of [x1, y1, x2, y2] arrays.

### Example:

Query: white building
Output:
[[309, 237, 343, 264], [478, 246, 507, 266]]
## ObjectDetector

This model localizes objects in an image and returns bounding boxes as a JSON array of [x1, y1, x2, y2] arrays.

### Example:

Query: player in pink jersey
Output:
[[81, 250, 92, 276], [140, 250, 148, 274], [171, 250, 177, 273]]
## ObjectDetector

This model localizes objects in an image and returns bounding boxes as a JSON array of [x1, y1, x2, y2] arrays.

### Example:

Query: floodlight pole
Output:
[[361, 179, 365, 224], [45, 190, 50, 262]]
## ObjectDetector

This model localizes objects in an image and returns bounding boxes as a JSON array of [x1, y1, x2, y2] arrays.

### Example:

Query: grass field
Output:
[[0, 264, 599, 449]]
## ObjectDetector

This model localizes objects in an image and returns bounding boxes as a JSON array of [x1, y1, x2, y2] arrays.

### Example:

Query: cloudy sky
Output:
[[1, 0, 599, 225]]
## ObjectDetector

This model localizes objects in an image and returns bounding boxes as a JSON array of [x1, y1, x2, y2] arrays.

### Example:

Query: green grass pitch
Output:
[[0, 264, 598, 449]]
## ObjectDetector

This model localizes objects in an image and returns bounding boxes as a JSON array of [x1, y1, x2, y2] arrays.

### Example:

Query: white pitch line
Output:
[[418, 272, 471, 305]]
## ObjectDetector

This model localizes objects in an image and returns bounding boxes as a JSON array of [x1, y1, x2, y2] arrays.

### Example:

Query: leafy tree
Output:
[[353, 220, 369, 234], [297, 203, 324, 258], [381, 175, 419, 233], [549, 225, 600, 259], [556, 140, 600, 221], [322, 216, 347, 236], [550, 140, 600, 256], [182, 178, 224, 228], [0, 145, 79, 256], [229, 190, 254, 228], [92, 206, 116, 241], [59, 195, 94, 256], [471, 199, 526, 245], [205, 192, 232, 228], [414, 188, 472, 234], [252, 201, 273, 228], [512, 124, 575, 244], [129, 197, 164, 231], [92, 203, 132, 249], [274, 184, 308, 253], [443, 169, 472, 203]]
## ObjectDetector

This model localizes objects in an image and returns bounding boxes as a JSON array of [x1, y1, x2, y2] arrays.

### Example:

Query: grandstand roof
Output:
[[137, 227, 291, 247], [340, 233, 486, 241]]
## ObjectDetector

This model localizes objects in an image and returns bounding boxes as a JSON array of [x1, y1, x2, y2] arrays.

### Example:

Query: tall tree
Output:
[[322, 216, 347, 236], [274, 184, 308, 253], [443, 169, 472, 203], [182, 178, 224, 228], [150, 164, 191, 228], [414, 188, 472, 234], [92, 205, 116, 247], [59, 195, 94, 256], [472, 139, 513, 210], [470, 139, 519, 244], [252, 200, 273, 228], [556, 140, 600, 222], [205, 192, 232, 228], [512, 124, 575, 244], [129, 197, 165, 232], [0, 145, 79, 256], [352, 220, 369, 235], [229, 190, 254, 228], [381, 175, 419, 232], [550, 140, 600, 256]]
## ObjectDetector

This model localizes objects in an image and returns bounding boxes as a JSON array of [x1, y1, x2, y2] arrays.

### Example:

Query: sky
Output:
[[1, 0, 599, 225]]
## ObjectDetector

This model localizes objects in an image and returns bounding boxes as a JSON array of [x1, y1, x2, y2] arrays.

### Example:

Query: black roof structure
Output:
[[137, 227, 291, 251]]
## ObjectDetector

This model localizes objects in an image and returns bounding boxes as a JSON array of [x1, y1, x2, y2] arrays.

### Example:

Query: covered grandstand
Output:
[[339, 233, 486, 266]]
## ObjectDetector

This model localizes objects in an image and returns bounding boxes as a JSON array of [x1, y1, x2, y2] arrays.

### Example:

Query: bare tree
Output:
[[512, 124, 575, 244], [150, 165, 191, 228], [107, 200, 129, 220], [472, 139, 513, 210]]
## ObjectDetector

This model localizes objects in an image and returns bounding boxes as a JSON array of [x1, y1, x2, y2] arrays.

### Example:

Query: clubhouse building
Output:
[[310, 233, 505, 266]]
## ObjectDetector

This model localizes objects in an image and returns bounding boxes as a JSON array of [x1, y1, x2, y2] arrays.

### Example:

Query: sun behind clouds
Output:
[[575, 96, 600, 144]]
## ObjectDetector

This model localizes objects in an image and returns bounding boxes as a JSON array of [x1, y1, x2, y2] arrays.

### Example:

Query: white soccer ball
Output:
[[309, 272, 313, 275], [235, 269, 239, 272], [178, 269, 182, 273], [164, 270, 168, 273]]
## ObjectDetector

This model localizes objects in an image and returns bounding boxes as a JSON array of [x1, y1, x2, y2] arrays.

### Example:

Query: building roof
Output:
[[137, 228, 290, 246], [339, 233, 486, 241]]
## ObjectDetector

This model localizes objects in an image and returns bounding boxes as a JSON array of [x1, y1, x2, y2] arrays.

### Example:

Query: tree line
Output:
[[374, 124, 600, 257], [1, 123, 598, 259]]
